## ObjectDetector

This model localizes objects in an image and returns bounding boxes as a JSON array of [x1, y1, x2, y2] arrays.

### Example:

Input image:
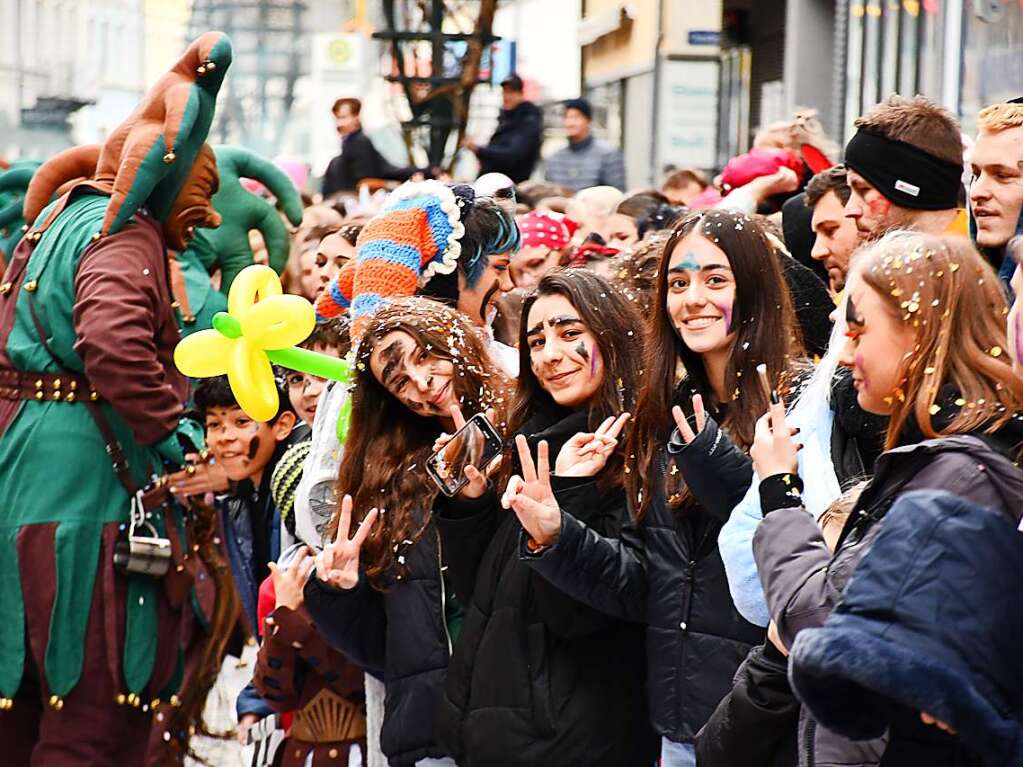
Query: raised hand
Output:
[[750, 394, 801, 479], [502, 436, 561, 548], [268, 549, 316, 611], [554, 412, 630, 477], [671, 394, 707, 445], [432, 405, 502, 499], [315, 494, 378, 590]]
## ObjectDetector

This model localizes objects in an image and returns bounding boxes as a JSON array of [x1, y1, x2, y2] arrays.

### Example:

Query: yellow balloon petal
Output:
[[173, 330, 233, 378], [227, 339, 279, 422], [240, 295, 316, 350], [228, 264, 282, 316]]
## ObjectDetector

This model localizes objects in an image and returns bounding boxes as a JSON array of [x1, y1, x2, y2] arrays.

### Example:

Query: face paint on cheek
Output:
[[575, 342, 590, 363], [588, 345, 601, 379], [1014, 313, 1023, 370], [854, 352, 870, 388], [479, 280, 501, 322], [867, 196, 891, 219], [247, 435, 261, 461], [712, 301, 733, 333]]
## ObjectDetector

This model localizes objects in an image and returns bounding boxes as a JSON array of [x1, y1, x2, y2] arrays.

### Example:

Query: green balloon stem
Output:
[[266, 346, 352, 383], [336, 396, 352, 444], [212, 312, 242, 339]]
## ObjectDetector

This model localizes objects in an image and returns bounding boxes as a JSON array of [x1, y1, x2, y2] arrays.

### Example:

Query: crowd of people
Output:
[[0, 31, 1021, 767]]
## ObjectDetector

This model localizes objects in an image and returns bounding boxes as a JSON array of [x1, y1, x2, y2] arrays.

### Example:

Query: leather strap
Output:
[[26, 293, 141, 497]]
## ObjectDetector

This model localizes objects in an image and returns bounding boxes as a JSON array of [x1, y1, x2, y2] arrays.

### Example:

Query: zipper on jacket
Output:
[[804, 715, 817, 767], [436, 528, 452, 656]]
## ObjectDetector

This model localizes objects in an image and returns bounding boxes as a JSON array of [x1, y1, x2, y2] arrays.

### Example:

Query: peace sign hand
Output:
[[671, 394, 707, 445], [315, 494, 378, 590], [555, 412, 630, 477], [501, 436, 561, 548]]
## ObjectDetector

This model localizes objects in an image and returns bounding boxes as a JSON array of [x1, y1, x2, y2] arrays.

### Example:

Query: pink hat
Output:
[[720, 147, 803, 192], [518, 210, 573, 250]]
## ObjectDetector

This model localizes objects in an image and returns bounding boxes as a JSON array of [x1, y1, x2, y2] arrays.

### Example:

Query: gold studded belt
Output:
[[0, 367, 100, 403]]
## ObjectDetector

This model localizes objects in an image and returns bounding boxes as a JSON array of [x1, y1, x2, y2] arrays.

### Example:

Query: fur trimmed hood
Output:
[[789, 489, 1023, 766]]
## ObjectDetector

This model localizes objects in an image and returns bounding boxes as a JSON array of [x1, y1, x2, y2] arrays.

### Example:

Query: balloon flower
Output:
[[175, 265, 352, 424]]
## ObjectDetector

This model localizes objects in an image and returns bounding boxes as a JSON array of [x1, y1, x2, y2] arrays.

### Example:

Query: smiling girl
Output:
[[303, 298, 510, 767], [432, 269, 656, 765]]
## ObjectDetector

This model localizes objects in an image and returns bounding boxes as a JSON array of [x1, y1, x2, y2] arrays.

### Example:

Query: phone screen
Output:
[[426, 414, 504, 496]]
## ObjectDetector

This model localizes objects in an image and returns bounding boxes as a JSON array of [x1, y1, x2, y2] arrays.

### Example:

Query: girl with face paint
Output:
[[499, 211, 809, 767], [304, 297, 511, 767], [430, 269, 658, 765], [750, 231, 1023, 766]]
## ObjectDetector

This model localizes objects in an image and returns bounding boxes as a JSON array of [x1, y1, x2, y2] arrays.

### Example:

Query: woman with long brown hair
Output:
[[303, 297, 510, 767], [751, 231, 1023, 766], [432, 268, 657, 765], [507, 209, 808, 766]]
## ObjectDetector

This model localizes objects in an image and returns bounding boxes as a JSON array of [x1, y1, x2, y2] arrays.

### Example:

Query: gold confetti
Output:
[[949, 263, 960, 272], [990, 346, 1003, 357], [891, 288, 904, 297], [924, 367, 935, 375], [955, 398, 966, 406], [929, 404, 941, 415]]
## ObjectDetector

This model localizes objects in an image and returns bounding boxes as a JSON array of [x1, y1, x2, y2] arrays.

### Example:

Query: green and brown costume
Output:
[[0, 31, 232, 766]]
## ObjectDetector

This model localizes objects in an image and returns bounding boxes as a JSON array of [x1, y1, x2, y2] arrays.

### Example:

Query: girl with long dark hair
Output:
[[506, 209, 808, 766], [433, 268, 657, 765], [303, 297, 510, 767]]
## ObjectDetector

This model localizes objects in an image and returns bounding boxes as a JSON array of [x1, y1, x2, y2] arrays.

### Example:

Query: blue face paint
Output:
[[676, 252, 701, 272]]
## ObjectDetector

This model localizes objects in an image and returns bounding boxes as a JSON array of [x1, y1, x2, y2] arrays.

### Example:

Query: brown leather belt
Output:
[[0, 367, 100, 403]]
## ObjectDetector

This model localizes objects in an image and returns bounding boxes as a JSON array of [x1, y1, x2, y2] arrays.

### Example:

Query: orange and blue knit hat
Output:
[[316, 180, 466, 331], [316, 180, 523, 338]]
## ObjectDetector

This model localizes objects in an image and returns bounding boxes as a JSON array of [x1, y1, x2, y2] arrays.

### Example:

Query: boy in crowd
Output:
[[194, 375, 307, 632], [969, 100, 1023, 287], [285, 319, 352, 428]]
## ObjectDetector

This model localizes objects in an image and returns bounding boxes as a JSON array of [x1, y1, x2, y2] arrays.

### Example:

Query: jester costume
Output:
[[0, 33, 232, 766]]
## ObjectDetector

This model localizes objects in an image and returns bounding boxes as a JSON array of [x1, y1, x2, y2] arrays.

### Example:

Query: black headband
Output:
[[844, 129, 962, 210]]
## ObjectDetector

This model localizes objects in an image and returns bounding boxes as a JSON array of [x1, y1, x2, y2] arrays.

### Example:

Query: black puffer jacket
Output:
[[435, 409, 656, 766], [524, 411, 764, 744], [695, 369, 887, 767], [754, 416, 1023, 767], [304, 518, 452, 767]]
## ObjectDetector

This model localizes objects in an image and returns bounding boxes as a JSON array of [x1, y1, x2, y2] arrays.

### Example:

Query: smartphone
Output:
[[426, 413, 504, 497]]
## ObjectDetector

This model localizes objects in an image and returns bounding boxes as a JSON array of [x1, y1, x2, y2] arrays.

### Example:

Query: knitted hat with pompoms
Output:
[[316, 179, 520, 338]]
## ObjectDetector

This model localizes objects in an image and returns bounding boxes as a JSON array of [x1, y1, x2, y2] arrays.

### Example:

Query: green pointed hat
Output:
[[22, 32, 232, 236]]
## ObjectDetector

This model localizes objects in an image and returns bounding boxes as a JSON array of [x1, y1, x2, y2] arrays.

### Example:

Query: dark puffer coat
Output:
[[434, 409, 656, 766], [524, 412, 765, 744], [790, 489, 1023, 767], [304, 519, 452, 767], [754, 419, 1023, 767]]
